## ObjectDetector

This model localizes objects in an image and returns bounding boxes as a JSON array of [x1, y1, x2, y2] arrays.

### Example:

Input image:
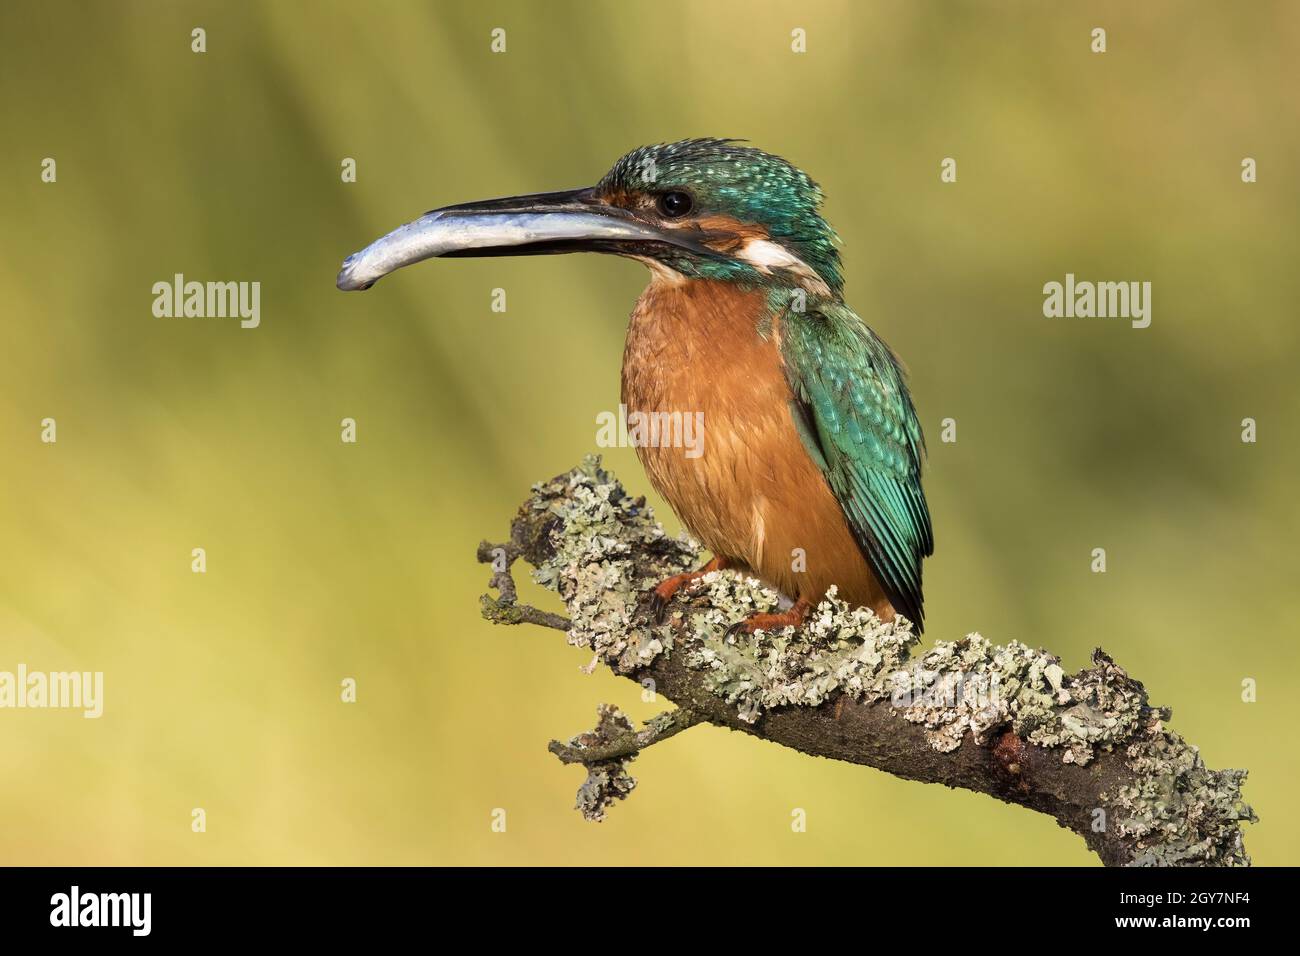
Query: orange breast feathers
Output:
[[619, 277, 895, 619]]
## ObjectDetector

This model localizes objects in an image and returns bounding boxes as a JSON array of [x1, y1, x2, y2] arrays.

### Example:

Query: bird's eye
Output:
[[656, 191, 693, 218]]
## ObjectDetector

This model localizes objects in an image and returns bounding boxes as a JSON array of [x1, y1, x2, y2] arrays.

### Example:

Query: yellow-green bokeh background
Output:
[[1, 0, 1296, 866]]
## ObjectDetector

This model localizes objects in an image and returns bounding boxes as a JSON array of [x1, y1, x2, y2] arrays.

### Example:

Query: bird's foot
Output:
[[647, 556, 730, 623], [726, 597, 813, 638]]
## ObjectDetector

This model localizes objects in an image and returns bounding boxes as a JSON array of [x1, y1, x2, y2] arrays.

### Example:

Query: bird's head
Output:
[[337, 138, 843, 297]]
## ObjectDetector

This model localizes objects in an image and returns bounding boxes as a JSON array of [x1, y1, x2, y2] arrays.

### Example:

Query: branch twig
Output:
[[475, 541, 571, 630], [477, 457, 1256, 866], [549, 706, 703, 765]]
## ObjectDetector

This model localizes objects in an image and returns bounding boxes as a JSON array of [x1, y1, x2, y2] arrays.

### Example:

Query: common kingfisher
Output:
[[338, 139, 933, 634]]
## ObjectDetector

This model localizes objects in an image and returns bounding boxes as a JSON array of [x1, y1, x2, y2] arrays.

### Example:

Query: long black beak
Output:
[[337, 187, 692, 291]]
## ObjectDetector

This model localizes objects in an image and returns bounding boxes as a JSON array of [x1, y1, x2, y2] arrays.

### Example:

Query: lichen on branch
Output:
[[479, 456, 1256, 866]]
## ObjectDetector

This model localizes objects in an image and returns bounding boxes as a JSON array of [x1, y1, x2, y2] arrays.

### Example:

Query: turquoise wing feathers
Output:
[[779, 299, 933, 630]]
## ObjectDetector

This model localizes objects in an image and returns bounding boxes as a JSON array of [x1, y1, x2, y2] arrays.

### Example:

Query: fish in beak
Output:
[[336, 187, 709, 291]]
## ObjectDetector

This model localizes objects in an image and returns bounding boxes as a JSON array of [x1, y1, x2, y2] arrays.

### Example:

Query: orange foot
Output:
[[647, 556, 730, 622], [727, 597, 813, 637]]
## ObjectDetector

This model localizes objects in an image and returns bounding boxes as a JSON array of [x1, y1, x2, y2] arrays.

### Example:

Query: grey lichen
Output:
[[886, 640, 1145, 763], [681, 589, 1147, 768], [575, 761, 637, 823], [505, 457, 1256, 863], [1116, 710, 1257, 867], [555, 704, 639, 822], [528, 456, 693, 672], [684, 580, 916, 723]]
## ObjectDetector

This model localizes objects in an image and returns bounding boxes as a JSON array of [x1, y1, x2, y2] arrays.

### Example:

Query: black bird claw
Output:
[[646, 590, 670, 624], [724, 619, 751, 641]]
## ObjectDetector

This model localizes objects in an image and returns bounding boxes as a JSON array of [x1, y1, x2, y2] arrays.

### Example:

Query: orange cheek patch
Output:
[[686, 214, 770, 255]]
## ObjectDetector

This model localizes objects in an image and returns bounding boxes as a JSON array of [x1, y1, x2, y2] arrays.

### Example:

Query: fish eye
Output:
[[656, 191, 694, 218]]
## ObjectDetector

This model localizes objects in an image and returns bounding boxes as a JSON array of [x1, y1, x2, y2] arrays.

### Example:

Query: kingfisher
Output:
[[338, 139, 933, 634]]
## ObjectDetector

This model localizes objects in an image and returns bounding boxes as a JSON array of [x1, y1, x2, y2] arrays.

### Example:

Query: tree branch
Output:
[[477, 457, 1256, 866]]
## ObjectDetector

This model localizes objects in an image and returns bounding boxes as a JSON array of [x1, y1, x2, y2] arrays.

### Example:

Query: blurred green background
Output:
[[1, 0, 1296, 866]]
